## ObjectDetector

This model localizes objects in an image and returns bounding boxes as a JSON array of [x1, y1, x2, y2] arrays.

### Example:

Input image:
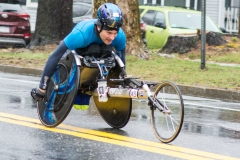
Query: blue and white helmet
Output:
[[97, 3, 123, 30]]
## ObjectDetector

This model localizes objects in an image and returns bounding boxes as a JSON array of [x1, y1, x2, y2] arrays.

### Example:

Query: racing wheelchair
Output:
[[37, 47, 184, 143]]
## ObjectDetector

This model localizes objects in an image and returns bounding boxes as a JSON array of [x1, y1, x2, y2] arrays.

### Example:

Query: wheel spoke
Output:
[[151, 81, 184, 143]]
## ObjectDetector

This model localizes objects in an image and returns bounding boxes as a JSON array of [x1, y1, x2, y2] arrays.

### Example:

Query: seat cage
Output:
[[37, 51, 132, 129]]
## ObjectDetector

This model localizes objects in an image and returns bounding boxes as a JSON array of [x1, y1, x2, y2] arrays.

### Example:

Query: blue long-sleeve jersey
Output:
[[39, 19, 126, 90], [64, 19, 126, 50]]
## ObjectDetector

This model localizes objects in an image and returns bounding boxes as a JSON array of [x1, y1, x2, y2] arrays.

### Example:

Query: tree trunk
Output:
[[160, 30, 227, 54], [205, 31, 227, 46], [28, 0, 73, 49], [94, 0, 149, 59], [160, 34, 199, 54]]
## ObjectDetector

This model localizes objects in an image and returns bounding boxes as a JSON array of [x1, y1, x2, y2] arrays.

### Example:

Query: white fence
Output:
[[225, 7, 239, 33]]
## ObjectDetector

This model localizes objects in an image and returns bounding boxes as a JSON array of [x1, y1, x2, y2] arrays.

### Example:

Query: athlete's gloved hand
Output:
[[30, 87, 45, 101]]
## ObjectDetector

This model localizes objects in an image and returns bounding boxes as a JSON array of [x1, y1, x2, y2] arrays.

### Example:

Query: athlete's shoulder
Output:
[[116, 28, 126, 41], [118, 28, 126, 36], [64, 19, 99, 50], [74, 19, 97, 31], [117, 28, 126, 42]]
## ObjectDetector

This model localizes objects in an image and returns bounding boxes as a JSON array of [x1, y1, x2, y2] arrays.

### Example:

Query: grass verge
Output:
[[0, 48, 240, 90], [126, 54, 240, 90]]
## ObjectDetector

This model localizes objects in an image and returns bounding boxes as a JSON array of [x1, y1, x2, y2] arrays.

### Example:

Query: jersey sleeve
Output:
[[63, 28, 85, 50]]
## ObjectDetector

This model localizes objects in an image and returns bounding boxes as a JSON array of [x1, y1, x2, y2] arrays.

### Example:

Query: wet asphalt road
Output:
[[0, 72, 240, 160]]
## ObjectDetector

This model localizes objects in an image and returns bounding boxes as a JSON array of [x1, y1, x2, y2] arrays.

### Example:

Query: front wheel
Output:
[[37, 53, 80, 127], [150, 81, 184, 143]]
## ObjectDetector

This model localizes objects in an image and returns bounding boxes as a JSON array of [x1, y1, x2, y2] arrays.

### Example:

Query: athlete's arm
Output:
[[39, 41, 68, 89], [116, 47, 126, 65]]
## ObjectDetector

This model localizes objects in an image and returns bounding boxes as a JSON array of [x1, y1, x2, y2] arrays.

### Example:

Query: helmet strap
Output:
[[94, 24, 101, 38], [95, 20, 104, 32]]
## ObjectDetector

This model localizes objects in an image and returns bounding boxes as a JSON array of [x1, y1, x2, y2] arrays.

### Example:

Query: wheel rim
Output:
[[151, 82, 184, 143]]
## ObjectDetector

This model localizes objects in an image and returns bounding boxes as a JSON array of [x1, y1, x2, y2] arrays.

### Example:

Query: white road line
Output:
[[0, 77, 38, 84], [133, 99, 240, 112], [2, 77, 239, 112]]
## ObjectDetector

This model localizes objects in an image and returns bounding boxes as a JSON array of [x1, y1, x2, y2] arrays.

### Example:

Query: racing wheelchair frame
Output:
[[37, 50, 184, 143]]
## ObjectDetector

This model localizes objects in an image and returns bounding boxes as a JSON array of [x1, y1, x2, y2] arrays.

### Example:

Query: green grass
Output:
[[1, 48, 240, 90], [184, 49, 240, 64], [126, 54, 240, 90], [0, 50, 49, 60], [0, 49, 50, 69], [208, 52, 240, 63], [232, 37, 238, 42]]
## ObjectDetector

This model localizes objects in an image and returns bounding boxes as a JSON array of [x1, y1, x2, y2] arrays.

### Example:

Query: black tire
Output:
[[37, 53, 80, 127], [150, 81, 184, 143]]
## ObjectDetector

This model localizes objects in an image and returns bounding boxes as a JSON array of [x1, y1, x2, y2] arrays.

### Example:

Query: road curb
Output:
[[178, 84, 240, 102], [0, 65, 42, 77], [1, 65, 239, 102]]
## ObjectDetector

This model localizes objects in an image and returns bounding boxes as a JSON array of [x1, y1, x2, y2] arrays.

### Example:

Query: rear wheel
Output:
[[150, 81, 184, 143], [93, 64, 132, 129]]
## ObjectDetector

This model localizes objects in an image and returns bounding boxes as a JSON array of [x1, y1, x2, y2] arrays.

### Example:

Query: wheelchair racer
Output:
[[31, 3, 126, 110]]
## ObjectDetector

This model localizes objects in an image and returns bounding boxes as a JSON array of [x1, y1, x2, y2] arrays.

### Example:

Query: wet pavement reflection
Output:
[[1, 72, 240, 159], [2, 83, 240, 141]]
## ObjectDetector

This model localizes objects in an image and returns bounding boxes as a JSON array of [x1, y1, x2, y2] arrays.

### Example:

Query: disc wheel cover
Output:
[[37, 53, 80, 127]]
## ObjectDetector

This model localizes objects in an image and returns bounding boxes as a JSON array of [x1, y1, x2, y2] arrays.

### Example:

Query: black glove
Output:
[[30, 87, 45, 101]]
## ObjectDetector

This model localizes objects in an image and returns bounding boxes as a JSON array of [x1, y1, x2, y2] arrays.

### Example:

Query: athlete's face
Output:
[[98, 27, 118, 45]]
